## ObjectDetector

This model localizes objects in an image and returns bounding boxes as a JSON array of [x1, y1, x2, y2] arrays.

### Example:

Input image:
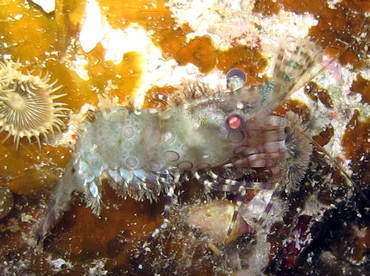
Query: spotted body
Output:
[[36, 37, 322, 244]]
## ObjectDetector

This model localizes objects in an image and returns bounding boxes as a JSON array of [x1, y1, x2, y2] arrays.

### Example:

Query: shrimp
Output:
[[35, 37, 322, 246]]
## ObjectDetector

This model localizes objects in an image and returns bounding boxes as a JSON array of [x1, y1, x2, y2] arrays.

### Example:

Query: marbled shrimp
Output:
[[35, 37, 322, 247]]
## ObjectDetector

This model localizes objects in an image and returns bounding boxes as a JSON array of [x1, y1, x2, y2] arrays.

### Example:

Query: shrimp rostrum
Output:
[[35, 37, 323, 246]]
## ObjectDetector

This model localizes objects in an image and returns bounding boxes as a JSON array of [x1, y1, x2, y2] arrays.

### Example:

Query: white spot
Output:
[[87, 260, 108, 276], [89, 182, 99, 198], [46, 257, 72, 272], [236, 102, 244, 109], [162, 131, 175, 143], [80, 0, 104, 53], [327, 0, 343, 9], [31, 0, 55, 13], [168, 0, 317, 51], [133, 110, 142, 116], [63, 53, 90, 81], [101, 25, 150, 64]]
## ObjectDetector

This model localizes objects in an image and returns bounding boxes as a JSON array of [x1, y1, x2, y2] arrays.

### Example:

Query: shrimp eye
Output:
[[226, 68, 247, 91], [226, 114, 244, 131]]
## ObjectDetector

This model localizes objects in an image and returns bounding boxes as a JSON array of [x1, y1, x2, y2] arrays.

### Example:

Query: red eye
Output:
[[226, 114, 243, 131]]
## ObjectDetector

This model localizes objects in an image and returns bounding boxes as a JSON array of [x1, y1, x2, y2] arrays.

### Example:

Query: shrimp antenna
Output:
[[297, 126, 370, 205]]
